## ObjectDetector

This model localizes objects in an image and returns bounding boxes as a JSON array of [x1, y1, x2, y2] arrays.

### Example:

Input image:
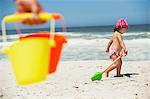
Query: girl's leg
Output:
[[116, 58, 122, 76], [105, 55, 119, 77]]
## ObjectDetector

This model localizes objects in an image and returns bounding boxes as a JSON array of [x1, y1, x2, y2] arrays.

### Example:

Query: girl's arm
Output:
[[106, 37, 113, 52], [118, 35, 128, 56]]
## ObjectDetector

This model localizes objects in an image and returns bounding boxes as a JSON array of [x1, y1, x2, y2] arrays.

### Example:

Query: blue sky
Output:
[[0, 0, 149, 29]]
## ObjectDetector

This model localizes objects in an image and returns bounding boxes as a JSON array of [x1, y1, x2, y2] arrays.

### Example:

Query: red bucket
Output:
[[19, 32, 67, 73]]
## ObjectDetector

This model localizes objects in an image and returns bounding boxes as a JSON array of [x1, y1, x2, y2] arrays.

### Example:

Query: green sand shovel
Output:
[[91, 56, 121, 81]]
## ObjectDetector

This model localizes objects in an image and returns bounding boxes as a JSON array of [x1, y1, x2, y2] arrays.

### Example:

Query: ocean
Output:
[[0, 24, 150, 61]]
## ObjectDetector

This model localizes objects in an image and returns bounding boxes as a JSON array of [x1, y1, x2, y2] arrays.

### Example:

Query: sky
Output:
[[0, 0, 149, 30]]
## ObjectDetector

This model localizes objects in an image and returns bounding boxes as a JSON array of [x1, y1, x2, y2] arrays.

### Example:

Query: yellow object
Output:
[[3, 13, 54, 23], [2, 47, 10, 54], [2, 37, 52, 85], [49, 39, 56, 47], [1, 12, 61, 85]]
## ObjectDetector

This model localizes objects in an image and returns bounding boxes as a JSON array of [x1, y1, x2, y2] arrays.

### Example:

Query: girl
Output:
[[105, 18, 128, 77]]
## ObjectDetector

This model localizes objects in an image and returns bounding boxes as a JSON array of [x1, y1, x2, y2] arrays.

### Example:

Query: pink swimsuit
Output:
[[109, 49, 119, 59]]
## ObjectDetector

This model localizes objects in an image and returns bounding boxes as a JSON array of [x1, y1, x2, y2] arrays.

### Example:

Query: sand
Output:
[[0, 59, 150, 99]]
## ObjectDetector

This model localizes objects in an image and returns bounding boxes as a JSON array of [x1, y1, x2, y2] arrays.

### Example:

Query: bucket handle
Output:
[[1, 13, 62, 47], [49, 18, 56, 46], [2, 20, 7, 45]]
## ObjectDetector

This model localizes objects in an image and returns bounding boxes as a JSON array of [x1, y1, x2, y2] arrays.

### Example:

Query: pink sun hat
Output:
[[114, 18, 128, 29]]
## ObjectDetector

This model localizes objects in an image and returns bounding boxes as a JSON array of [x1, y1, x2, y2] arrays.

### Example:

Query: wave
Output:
[[0, 34, 150, 61], [66, 38, 150, 50], [61, 32, 150, 40], [0, 34, 19, 40], [123, 32, 150, 36], [1, 37, 149, 46], [0, 32, 150, 45], [125, 38, 150, 45], [0, 31, 150, 38], [0, 35, 150, 45]]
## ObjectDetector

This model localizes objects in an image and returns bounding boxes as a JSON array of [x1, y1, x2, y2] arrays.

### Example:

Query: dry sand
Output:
[[0, 59, 150, 99]]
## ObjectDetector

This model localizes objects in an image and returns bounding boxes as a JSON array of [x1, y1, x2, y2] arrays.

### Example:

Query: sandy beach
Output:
[[0, 0, 149, 99], [0, 59, 149, 99]]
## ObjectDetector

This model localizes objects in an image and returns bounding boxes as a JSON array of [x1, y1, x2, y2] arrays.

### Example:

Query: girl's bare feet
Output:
[[105, 71, 109, 77]]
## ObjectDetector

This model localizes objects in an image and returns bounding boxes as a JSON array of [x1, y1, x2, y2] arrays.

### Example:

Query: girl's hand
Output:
[[121, 49, 128, 57], [105, 48, 109, 53], [124, 49, 128, 56]]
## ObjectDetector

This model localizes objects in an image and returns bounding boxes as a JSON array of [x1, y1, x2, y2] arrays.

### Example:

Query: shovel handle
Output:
[[103, 56, 122, 73]]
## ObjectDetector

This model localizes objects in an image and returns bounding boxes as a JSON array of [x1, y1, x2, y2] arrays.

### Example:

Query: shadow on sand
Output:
[[114, 73, 139, 78]]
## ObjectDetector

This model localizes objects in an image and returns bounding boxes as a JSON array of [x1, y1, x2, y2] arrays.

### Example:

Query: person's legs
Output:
[[105, 55, 119, 77], [116, 58, 122, 76]]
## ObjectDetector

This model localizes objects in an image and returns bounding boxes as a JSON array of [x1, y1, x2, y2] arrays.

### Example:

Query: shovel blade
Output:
[[91, 71, 103, 81]]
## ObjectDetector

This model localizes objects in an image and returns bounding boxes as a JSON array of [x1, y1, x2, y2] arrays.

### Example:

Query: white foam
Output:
[[58, 32, 109, 38], [125, 38, 150, 45], [61, 32, 150, 40], [123, 32, 150, 36], [7, 34, 19, 39], [0, 34, 19, 40], [67, 38, 109, 46], [58, 32, 86, 37]]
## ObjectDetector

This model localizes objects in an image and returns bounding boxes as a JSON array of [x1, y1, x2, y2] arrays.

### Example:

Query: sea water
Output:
[[0, 24, 150, 61]]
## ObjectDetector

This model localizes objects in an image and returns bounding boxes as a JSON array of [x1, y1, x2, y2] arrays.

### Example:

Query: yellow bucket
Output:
[[2, 37, 54, 85], [1, 12, 59, 85]]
